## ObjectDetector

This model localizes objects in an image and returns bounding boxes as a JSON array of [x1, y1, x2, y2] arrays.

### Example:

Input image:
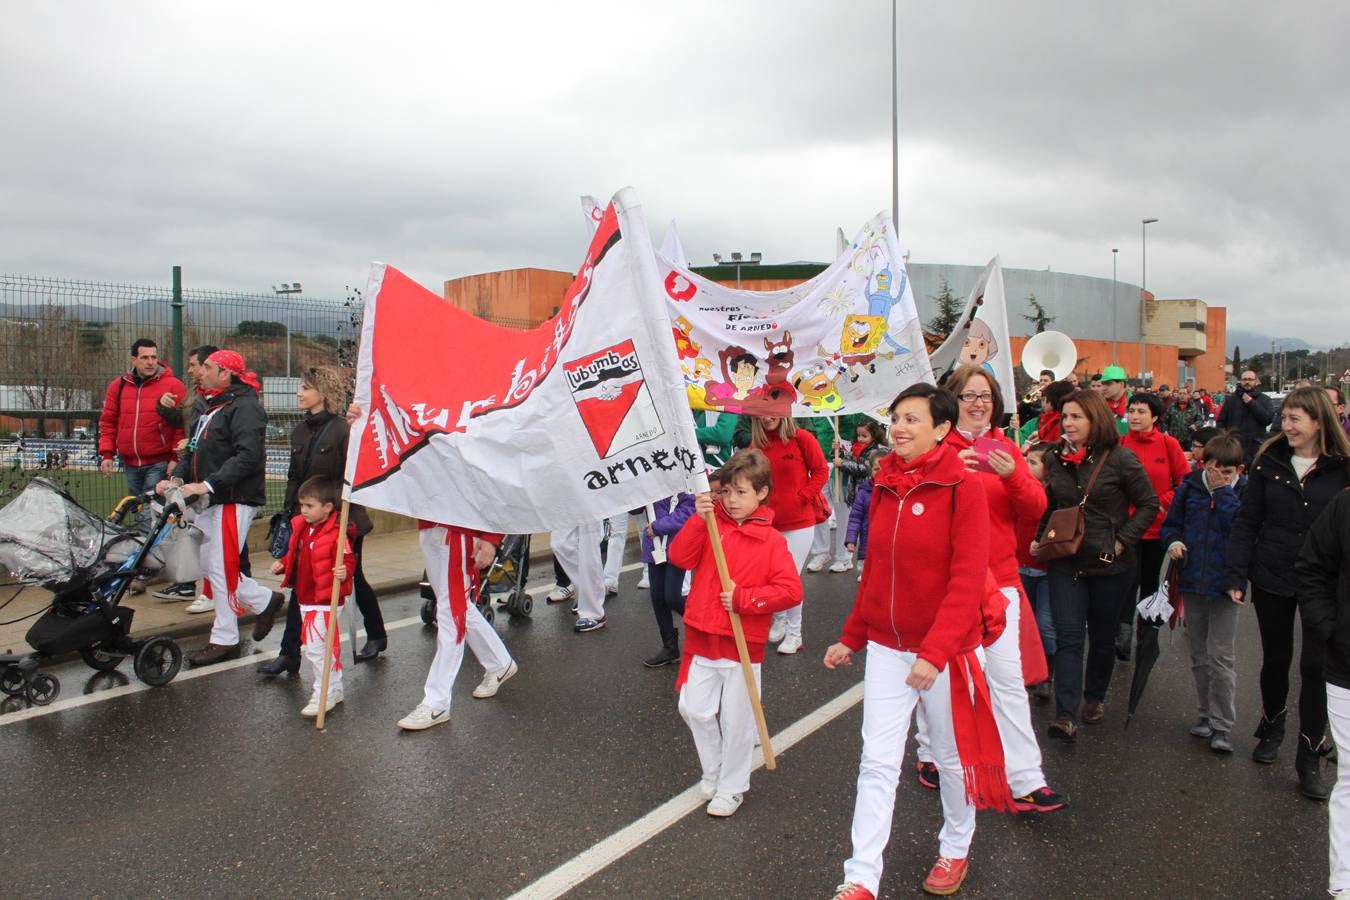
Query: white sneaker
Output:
[[698, 777, 717, 800], [301, 689, 344, 718], [804, 555, 828, 573], [185, 596, 214, 614], [637, 573, 650, 590], [546, 584, 576, 604], [778, 633, 803, 655], [768, 619, 786, 643], [472, 660, 518, 699], [706, 792, 744, 817], [828, 560, 854, 573], [397, 703, 449, 731], [857, 572, 863, 583]]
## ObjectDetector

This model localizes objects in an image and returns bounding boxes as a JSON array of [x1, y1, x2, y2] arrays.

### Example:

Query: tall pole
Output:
[[1141, 218, 1157, 385], [1111, 249, 1119, 364], [171, 265, 184, 379], [891, 0, 899, 231]]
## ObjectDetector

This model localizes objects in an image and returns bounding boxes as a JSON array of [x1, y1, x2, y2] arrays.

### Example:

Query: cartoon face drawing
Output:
[[793, 362, 844, 412], [728, 354, 758, 398], [841, 315, 887, 359], [692, 357, 713, 381], [672, 315, 700, 360], [961, 318, 998, 367]]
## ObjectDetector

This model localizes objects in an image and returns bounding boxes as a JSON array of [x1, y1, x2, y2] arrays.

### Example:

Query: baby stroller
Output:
[[419, 533, 534, 628], [0, 478, 187, 704]]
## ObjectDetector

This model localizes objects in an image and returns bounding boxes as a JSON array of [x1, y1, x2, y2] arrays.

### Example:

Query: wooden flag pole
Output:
[[315, 499, 352, 730], [700, 509, 776, 769]]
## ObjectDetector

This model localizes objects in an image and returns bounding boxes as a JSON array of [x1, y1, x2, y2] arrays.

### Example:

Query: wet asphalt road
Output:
[[0, 566, 1331, 899]]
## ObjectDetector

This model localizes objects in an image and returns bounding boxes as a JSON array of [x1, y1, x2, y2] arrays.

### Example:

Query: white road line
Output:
[[505, 681, 865, 900], [0, 564, 645, 727]]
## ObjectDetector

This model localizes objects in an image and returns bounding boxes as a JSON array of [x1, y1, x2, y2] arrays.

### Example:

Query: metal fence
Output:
[[0, 271, 363, 517]]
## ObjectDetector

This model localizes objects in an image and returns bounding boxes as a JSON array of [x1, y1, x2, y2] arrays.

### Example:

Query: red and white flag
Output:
[[345, 189, 703, 533]]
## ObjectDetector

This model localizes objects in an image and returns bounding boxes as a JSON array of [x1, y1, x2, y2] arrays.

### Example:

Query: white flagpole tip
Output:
[[692, 471, 711, 494]]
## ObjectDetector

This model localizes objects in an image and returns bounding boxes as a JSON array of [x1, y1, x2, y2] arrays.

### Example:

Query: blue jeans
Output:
[[1019, 567, 1056, 656], [123, 461, 168, 534], [1049, 567, 1134, 723]]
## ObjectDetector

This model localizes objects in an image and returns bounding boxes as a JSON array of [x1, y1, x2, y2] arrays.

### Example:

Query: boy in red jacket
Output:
[[270, 476, 355, 718], [668, 449, 803, 818]]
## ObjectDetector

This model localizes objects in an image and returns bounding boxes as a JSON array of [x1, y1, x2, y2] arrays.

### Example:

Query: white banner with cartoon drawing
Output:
[[345, 189, 703, 534], [657, 213, 933, 418], [928, 257, 1015, 404]]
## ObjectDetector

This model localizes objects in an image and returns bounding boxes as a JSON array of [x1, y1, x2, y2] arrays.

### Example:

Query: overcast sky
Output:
[[2, 1, 1345, 347]]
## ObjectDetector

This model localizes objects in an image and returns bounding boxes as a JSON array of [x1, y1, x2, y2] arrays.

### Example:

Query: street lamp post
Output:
[[272, 281, 302, 377], [1140, 218, 1158, 385], [891, 0, 899, 231], [712, 252, 762, 289], [1111, 248, 1119, 365]]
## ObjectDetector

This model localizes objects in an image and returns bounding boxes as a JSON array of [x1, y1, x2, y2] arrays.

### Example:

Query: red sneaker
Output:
[[916, 760, 939, 789], [922, 856, 969, 895], [830, 883, 875, 900]]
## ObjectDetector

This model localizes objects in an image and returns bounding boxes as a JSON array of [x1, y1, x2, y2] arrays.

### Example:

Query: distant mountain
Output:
[[1226, 328, 1313, 356], [0, 295, 351, 335]]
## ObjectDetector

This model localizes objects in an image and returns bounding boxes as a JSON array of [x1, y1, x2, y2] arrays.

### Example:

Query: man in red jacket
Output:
[[98, 339, 186, 534]]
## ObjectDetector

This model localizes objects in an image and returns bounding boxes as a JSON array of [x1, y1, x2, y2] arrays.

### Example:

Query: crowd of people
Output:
[[87, 335, 1350, 897]]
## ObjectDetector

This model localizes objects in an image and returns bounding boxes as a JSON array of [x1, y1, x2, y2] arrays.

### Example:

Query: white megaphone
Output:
[[1021, 331, 1078, 381]]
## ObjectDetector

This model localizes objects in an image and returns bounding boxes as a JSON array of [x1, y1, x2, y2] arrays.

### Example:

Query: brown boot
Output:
[[251, 591, 285, 641], [188, 643, 243, 668]]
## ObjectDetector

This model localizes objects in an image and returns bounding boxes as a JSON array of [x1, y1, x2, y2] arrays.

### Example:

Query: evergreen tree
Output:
[[1022, 294, 1055, 334], [926, 278, 963, 339]]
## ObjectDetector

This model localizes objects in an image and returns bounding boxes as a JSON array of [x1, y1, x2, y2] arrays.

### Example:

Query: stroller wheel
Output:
[[506, 590, 533, 618], [479, 601, 495, 627], [420, 597, 437, 627], [80, 648, 127, 672], [0, 667, 25, 696], [133, 637, 183, 687], [26, 673, 60, 706]]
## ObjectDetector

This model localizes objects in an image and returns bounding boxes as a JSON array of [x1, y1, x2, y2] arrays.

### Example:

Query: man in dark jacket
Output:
[[1296, 490, 1350, 895], [98, 339, 186, 534], [157, 350, 282, 667], [1217, 370, 1276, 464]]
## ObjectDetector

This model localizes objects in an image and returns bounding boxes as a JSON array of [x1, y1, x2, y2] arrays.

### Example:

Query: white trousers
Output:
[[198, 503, 274, 646], [678, 657, 761, 795], [602, 513, 630, 589], [553, 521, 606, 620], [843, 642, 975, 895], [1329, 683, 1350, 894], [771, 526, 815, 638], [809, 466, 850, 563], [915, 587, 1047, 795], [299, 605, 343, 698], [419, 527, 513, 712]]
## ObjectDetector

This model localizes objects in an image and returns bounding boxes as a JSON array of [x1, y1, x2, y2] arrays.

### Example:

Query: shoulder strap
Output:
[[1078, 449, 1111, 506]]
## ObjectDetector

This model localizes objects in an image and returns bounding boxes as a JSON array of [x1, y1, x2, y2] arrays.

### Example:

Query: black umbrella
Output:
[[1125, 557, 1181, 729]]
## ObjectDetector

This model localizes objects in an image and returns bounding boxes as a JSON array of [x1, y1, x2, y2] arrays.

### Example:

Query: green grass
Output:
[[0, 467, 287, 518]]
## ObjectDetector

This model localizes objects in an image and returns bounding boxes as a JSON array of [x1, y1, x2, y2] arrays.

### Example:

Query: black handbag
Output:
[[267, 511, 293, 559]]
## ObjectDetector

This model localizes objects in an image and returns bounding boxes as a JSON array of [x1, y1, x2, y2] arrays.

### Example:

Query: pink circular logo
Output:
[[911, 502, 925, 516]]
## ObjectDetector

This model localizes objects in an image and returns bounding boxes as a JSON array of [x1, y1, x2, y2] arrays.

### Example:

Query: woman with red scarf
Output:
[[1116, 392, 1189, 660], [826, 384, 1010, 900]]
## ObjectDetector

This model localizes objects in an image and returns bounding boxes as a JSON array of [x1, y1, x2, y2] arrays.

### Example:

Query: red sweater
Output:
[[98, 365, 187, 467], [668, 503, 803, 652], [839, 442, 991, 671], [755, 428, 829, 531], [280, 512, 357, 606], [946, 428, 1047, 586], [1120, 428, 1189, 539]]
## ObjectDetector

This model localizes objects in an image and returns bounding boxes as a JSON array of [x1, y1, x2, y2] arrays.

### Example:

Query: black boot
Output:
[[1320, 735, 1339, 764], [1296, 734, 1331, 800], [258, 654, 299, 677], [1252, 709, 1286, 764], [644, 630, 680, 668], [1114, 623, 1132, 662], [354, 637, 387, 663]]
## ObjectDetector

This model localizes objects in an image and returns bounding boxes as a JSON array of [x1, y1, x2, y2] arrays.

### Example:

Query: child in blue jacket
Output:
[[844, 456, 882, 582], [1159, 433, 1246, 753]]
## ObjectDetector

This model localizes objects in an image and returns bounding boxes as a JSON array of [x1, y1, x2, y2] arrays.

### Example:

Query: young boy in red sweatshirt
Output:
[[270, 476, 355, 718], [668, 449, 803, 818]]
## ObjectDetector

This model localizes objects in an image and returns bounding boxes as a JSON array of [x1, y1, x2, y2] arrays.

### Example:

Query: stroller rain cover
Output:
[[0, 478, 137, 588]]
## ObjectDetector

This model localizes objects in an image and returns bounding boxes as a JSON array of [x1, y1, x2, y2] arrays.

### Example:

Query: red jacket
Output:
[[280, 512, 357, 606], [946, 427, 1047, 587], [98, 365, 187, 467], [839, 442, 991, 671], [755, 428, 829, 531], [1120, 427, 1189, 539], [668, 502, 803, 649]]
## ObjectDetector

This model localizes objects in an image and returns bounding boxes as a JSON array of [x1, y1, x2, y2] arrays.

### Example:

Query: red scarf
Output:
[[206, 349, 262, 392], [1107, 392, 1128, 419], [1060, 443, 1089, 465], [948, 650, 1017, 812], [851, 440, 871, 459], [1037, 410, 1062, 444], [876, 443, 944, 496]]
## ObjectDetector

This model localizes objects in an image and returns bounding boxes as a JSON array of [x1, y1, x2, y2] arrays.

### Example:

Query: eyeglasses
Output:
[[957, 392, 993, 404]]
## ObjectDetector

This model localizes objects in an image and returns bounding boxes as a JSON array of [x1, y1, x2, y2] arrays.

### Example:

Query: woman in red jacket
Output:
[[1116, 392, 1190, 661], [748, 415, 828, 655], [826, 384, 1009, 900]]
